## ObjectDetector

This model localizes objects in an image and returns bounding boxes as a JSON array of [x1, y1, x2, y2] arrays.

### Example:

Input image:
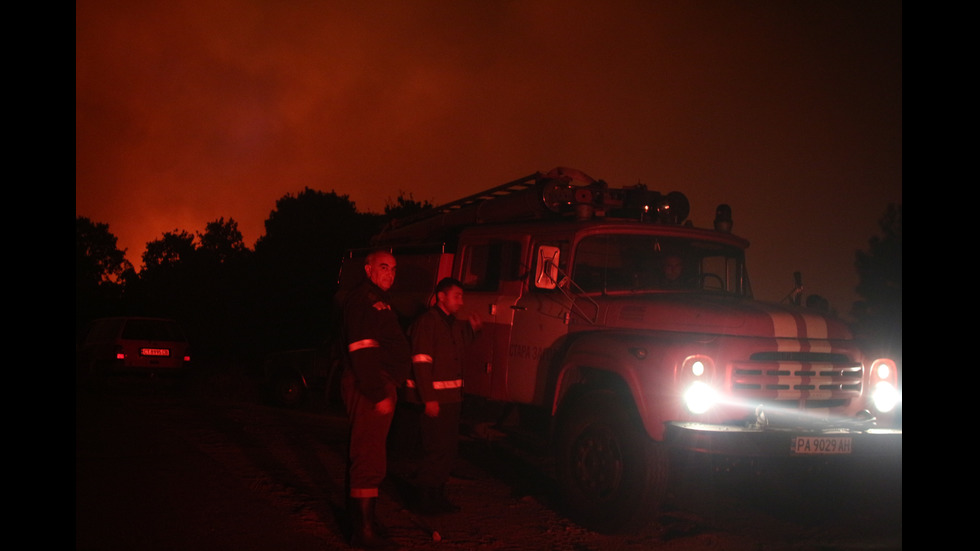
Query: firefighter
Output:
[[406, 277, 482, 515], [340, 250, 411, 548]]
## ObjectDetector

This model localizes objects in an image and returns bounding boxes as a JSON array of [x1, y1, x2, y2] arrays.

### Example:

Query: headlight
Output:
[[680, 355, 717, 414], [869, 358, 901, 413], [872, 381, 901, 413], [691, 360, 705, 377], [684, 381, 717, 414]]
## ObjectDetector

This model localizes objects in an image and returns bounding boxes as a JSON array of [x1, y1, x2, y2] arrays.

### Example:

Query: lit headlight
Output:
[[875, 362, 891, 380], [872, 381, 901, 413], [869, 358, 900, 413], [679, 355, 717, 414], [691, 360, 705, 377], [684, 381, 717, 414]]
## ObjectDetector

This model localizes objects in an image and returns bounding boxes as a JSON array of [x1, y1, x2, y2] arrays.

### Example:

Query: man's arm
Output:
[[345, 294, 389, 403]]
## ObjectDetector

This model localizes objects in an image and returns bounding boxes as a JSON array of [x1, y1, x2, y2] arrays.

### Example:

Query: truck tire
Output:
[[555, 390, 669, 533]]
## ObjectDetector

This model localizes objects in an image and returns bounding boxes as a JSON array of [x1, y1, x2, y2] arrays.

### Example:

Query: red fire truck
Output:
[[338, 167, 902, 533]]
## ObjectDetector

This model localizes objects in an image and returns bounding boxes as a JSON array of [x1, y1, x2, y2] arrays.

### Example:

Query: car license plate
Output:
[[791, 436, 852, 455], [141, 348, 171, 357]]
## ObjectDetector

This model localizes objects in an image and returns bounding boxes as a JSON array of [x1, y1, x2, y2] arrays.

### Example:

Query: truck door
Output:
[[504, 241, 586, 404], [457, 235, 585, 405], [454, 237, 526, 400]]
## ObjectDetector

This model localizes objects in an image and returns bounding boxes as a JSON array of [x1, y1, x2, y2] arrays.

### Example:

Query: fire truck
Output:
[[337, 167, 902, 533]]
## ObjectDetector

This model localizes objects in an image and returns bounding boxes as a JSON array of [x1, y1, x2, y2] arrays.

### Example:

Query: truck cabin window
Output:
[[571, 235, 745, 295], [460, 241, 522, 291]]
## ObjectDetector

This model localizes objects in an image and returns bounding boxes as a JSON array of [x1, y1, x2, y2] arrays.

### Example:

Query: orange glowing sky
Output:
[[76, 0, 901, 319]]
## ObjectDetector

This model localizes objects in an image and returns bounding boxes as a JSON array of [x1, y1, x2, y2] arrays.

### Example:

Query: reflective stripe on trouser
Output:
[[341, 369, 395, 498]]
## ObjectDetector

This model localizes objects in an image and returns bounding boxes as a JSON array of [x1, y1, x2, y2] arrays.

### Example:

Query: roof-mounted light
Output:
[[616, 188, 689, 224], [538, 172, 692, 224], [714, 204, 733, 232], [659, 191, 690, 224]]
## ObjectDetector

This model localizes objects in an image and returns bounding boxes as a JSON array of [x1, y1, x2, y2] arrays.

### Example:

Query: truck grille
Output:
[[731, 352, 862, 408]]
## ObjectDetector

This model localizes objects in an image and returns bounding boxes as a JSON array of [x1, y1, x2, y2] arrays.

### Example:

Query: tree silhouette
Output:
[[123, 221, 259, 363], [76, 216, 132, 284], [124, 229, 202, 345], [198, 217, 249, 264], [852, 203, 902, 355], [142, 229, 197, 271], [383, 191, 434, 219], [194, 218, 255, 362], [253, 188, 383, 351], [76, 190, 423, 366], [76, 216, 132, 330]]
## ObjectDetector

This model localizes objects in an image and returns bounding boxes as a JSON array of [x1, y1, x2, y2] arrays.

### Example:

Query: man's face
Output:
[[365, 253, 397, 291], [437, 285, 464, 315]]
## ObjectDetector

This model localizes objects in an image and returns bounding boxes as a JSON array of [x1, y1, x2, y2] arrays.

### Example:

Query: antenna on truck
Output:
[[781, 271, 804, 305]]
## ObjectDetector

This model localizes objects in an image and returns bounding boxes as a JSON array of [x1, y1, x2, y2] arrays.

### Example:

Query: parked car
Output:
[[77, 317, 191, 380]]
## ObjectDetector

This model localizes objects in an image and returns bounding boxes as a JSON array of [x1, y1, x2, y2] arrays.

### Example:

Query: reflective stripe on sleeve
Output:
[[348, 339, 380, 352], [433, 379, 463, 389], [412, 353, 433, 363], [405, 378, 463, 390]]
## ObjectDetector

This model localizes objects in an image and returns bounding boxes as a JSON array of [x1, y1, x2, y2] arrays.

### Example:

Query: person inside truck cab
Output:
[[661, 254, 690, 288]]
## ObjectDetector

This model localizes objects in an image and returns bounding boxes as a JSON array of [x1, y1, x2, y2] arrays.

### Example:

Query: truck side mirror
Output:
[[535, 246, 560, 289]]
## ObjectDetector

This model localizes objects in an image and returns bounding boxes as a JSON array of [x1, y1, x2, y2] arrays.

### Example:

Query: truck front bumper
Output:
[[664, 421, 902, 458]]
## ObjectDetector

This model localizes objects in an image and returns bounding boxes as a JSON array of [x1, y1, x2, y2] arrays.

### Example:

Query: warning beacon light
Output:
[[714, 204, 733, 232]]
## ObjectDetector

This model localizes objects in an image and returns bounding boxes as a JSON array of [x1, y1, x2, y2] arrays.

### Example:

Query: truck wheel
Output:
[[555, 390, 669, 533]]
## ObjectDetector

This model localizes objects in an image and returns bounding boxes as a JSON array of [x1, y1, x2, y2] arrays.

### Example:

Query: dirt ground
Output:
[[76, 374, 902, 551]]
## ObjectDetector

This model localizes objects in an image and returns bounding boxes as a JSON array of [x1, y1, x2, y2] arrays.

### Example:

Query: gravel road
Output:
[[76, 375, 902, 550]]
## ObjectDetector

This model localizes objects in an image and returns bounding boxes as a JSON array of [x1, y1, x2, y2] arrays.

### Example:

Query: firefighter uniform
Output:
[[407, 306, 477, 497], [341, 278, 411, 500]]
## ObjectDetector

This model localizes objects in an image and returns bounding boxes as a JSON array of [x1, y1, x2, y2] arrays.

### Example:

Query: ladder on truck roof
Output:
[[375, 167, 607, 244], [380, 171, 544, 234], [385, 167, 602, 229], [436, 172, 542, 212]]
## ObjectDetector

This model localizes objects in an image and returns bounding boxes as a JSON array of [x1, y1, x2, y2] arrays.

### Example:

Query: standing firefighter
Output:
[[341, 250, 411, 548], [406, 277, 482, 515]]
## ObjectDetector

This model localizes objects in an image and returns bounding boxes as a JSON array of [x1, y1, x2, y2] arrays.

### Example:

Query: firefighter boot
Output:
[[349, 497, 394, 549]]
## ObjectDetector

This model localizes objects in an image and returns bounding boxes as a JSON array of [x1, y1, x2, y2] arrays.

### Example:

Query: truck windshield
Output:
[[571, 234, 749, 296]]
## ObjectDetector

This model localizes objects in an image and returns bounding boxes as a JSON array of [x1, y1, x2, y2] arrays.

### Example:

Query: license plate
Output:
[[791, 436, 852, 455], [141, 348, 171, 357]]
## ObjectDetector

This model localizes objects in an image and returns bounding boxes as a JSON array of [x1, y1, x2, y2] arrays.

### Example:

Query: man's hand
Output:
[[468, 313, 483, 332], [374, 396, 395, 415], [424, 400, 440, 417]]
